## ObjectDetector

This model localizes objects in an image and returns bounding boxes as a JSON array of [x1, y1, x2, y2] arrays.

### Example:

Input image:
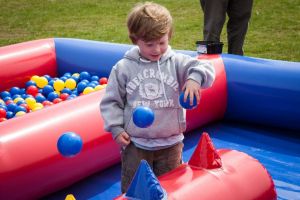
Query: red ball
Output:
[[5, 99, 14, 105], [42, 100, 53, 107], [26, 85, 39, 96], [60, 93, 69, 101], [0, 117, 7, 122], [0, 108, 6, 118], [99, 77, 108, 85], [53, 98, 63, 104], [20, 103, 30, 113]]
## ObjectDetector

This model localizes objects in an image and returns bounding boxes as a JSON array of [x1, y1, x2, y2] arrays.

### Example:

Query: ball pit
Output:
[[0, 71, 107, 122]]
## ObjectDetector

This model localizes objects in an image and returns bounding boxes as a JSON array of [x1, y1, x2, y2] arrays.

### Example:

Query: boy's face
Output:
[[136, 34, 169, 62]]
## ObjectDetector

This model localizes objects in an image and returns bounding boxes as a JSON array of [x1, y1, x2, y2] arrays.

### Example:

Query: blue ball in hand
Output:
[[179, 92, 197, 109], [133, 106, 155, 128], [57, 132, 83, 157]]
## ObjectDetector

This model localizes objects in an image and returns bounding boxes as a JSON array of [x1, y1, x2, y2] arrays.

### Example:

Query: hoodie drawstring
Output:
[[157, 60, 168, 101]]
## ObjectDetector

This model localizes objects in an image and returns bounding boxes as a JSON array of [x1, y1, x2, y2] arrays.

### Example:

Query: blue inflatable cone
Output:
[[125, 160, 167, 200]]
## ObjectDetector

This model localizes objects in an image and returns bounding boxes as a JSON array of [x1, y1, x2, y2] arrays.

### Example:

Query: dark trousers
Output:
[[200, 0, 253, 55], [120, 142, 183, 193]]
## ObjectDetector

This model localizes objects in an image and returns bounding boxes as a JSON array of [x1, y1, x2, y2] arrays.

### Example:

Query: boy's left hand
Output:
[[182, 79, 201, 106]]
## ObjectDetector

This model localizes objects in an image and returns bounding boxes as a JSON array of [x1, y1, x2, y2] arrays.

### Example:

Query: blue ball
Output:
[[57, 132, 83, 157], [10, 87, 21, 96], [25, 80, 36, 88], [133, 106, 155, 128], [179, 92, 197, 109], [0, 91, 11, 99], [47, 91, 59, 101], [42, 85, 54, 97], [79, 71, 91, 81]]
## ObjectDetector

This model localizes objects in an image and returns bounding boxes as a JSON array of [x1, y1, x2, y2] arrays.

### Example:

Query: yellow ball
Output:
[[25, 97, 36, 109], [95, 85, 105, 91], [30, 75, 40, 83], [72, 73, 80, 78], [36, 77, 48, 88], [65, 78, 77, 90], [54, 79, 65, 92], [13, 97, 24, 104], [83, 87, 95, 95], [15, 111, 26, 117], [32, 103, 44, 111]]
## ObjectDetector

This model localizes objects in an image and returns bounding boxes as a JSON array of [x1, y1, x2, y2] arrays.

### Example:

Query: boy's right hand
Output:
[[115, 131, 131, 147]]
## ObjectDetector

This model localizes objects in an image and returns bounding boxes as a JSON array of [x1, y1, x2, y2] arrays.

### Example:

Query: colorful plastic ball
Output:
[[0, 91, 11, 99], [53, 80, 65, 92], [14, 106, 27, 114], [30, 75, 40, 83], [25, 80, 37, 88], [10, 87, 21, 96], [7, 103, 17, 112], [72, 73, 80, 78], [60, 93, 69, 101], [53, 98, 63, 104], [179, 92, 197, 109], [83, 87, 95, 95], [13, 97, 24, 104], [79, 71, 91, 81], [25, 97, 36, 109], [15, 111, 26, 117], [0, 118, 7, 122], [47, 92, 59, 101], [61, 88, 72, 95], [77, 81, 87, 93], [42, 100, 53, 107], [65, 78, 77, 90], [16, 100, 26, 106], [63, 72, 72, 78], [0, 104, 6, 109], [43, 75, 52, 81], [35, 94, 46, 103], [133, 106, 155, 128], [19, 104, 30, 112], [3, 96, 12, 102], [91, 75, 99, 82], [95, 85, 106, 91], [32, 103, 43, 111], [99, 77, 108, 85], [26, 85, 39, 96], [6, 111, 14, 119], [36, 76, 48, 88], [57, 132, 83, 157], [5, 99, 14, 105], [0, 108, 6, 118], [42, 85, 54, 97]]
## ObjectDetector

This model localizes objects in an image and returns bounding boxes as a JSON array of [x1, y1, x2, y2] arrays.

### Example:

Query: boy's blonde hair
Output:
[[127, 2, 173, 43]]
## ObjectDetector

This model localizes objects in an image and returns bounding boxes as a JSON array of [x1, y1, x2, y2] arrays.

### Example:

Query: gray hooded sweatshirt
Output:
[[100, 46, 215, 150]]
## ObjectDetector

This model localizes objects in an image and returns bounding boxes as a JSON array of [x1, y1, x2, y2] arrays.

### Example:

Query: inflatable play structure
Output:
[[0, 38, 299, 200]]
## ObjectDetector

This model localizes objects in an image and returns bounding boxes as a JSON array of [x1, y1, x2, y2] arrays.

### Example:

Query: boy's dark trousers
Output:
[[120, 142, 183, 193], [200, 0, 253, 55]]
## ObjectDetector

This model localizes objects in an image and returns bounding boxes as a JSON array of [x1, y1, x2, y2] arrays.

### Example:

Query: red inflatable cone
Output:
[[188, 132, 222, 169]]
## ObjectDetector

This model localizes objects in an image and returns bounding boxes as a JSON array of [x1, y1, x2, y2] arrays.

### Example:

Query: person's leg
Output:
[[153, 142, 183, 177], [121, 143, 153, 193], [200, 0, 228, 41], [227, 0, 253, 55]]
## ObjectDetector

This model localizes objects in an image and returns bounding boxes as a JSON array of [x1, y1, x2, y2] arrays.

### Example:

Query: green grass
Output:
[[0, 0, 299, 61]]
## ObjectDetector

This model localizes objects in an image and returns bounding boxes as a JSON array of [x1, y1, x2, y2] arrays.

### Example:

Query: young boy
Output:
[[100, 2, 215, 193]]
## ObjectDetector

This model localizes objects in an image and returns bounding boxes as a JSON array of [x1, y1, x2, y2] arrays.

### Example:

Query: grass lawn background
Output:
[[0, 0, 299, 61]]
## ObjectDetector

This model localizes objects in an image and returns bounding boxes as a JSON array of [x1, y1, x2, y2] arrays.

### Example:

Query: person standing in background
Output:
[[200, 0, 253, 55]]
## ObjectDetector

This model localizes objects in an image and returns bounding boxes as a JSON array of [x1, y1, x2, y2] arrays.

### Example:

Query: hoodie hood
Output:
[[123, 45, 175, 64]]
